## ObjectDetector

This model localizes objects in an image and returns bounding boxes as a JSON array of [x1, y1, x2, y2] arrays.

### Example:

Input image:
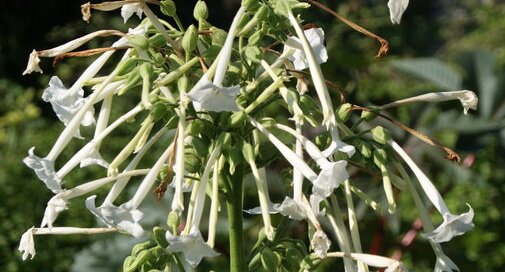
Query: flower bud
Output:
[[160, 0, 176, 17], [128, 35, 149, 51], [242, 142, 255, 162], [261, 247, 279, 271], [248, 31, 263, 46], [166, 210, 180, 233], [337, 103, 352, 122], [125, 249, 153, 272], [116, 58, 138, 76], [193, 0, 208, 20], [230, 111, 246, 127], [360, 109, 378, 121], [184, 147, 202, 173], [371, 126, 391, 145], [244, 46, 262, 63], [218, 132, 232, 150], [373, 148, 388, 166], [255, 5, 270, 21], [177, 75, 190, 93], [153, 227, 169, 248], [139, 62, 154, 81], [182, 25, 198, 54], [131, 240, 155, 256], [122, 256, 135, 272], [242, 0, 259, 10]]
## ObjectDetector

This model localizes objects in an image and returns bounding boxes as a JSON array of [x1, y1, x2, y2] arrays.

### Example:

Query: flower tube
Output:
[[390, 141, 474, 242]]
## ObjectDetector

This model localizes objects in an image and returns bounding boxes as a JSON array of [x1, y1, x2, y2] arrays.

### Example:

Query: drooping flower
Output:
[[23, 147, 62, 193], [166, 229, 220, 268], [186, 75, 240, 112], [387, 0, 409, 24], [86, 196, 144, 237], [432, 243, 460, 272], [22, 50, 42, 75], [312, 161, 349, 198], [18, 228, 36, 260], [121, 3, 144, 23], [40, 195, 68, 229], [284, 28, 328, 71], [311, 230, 331, 258], [380, 90, 478, 115], [278, 197, 307, 221], [390, 141, 474, 242], [42, 76, 95, 138], [426, 205, 474, 243]]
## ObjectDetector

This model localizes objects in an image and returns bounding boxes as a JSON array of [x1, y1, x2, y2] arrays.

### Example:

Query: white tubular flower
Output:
[[23, 147, 62, 193], [387, 0, 409, 24], [380, 90, 478, 115], [40, 195, 68, 229], [19, 228, 36, 260], [22, 30, 123, 75], [43, 76, 95, 138], [322, 126, 356, 158], [311, 230, 331, 259], [390, 141, 474, 242], [313, 160, 349, 198], [86, 196, 144, 237], [19, 226, 117, 261], [166, 229, 220, 268], [23, 50, 42, 75], [286, 11, 335, 128], [284, 28, 328, 71], [186, 75, 240, 112], [121, 3, 143, 23], [278, 197, 307, 221]]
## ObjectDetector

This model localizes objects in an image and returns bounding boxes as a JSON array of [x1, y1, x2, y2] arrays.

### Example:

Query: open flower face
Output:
[[311, 230, 331, 258], [86, 196, 144, 237], [42, 76, 95, 138], [18, 228, 36, 260], [278, 197, 307, 221], [23, 147, 62, 193], [166, 230, 220, 267], [285, 28, 328, 71], [41, 196, 68, 229], [186, 75, 240, 112], [312, 161, 349, 198], [426, 205, 474, 243], [22, 50, 42, 75]]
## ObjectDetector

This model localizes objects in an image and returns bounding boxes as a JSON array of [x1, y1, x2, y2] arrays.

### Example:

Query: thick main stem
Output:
[[226, 168, 246, 272]]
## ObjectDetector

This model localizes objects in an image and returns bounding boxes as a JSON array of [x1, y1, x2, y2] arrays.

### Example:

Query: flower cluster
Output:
[[19, 0, 475, 271]]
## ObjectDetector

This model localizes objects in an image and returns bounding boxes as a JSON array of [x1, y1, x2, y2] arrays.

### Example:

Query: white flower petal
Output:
[[18, 228, 36, 260], [23, 147, 62, 193], [41, 196, 68, 229], [42, 76, 96, 138], [166, 230, 220, 267], [434, 250, 460, 272], [187, 75, 240, 112], [313, 161, 348, 198], [426, 204, 474, 243], [278, 197, 307, 221], [285, 28, 328, 71], [22, 50, 42, 75], [322, 127, 355, 158], [85, 196, 144, 237], [244, 202, 280, 214], [458, 90, 478, 115], [311, 230, 331, 258], [388, 0, 409, 24], [80, 148, 109, 168], [121, 3, 144, 23]]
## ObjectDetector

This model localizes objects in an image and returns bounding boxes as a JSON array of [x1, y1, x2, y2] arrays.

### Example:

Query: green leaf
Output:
[[392, 58, 462, 90]]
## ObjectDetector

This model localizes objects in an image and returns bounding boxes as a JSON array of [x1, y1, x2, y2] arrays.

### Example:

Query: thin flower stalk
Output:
[[171, 105, 187, 213], [327, 195, 357, 272], [207, 156, 224, 247], [344, 179, 369, 272]]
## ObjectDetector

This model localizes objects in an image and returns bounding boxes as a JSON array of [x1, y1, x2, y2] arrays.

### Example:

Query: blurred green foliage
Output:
[[1, 0, 504, 271]]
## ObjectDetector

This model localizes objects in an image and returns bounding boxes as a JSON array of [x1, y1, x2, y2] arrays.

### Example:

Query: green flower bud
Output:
[[139, 62, 154, 81], [119, 69, 141, 95], [244, 46, 262, 63], [160, 0, 176, 17], [131, 240, 156, 256], [177, 76, 190, 93], [300, 253, 321, 271], [371, 126, 391, 144], [129, 35, 149, 51], [285, 247, 302, 270], [259, 117, 277, 128], [182, 25, 198, 54], [126, 249, 153, 272], [373, 148, 388, 166], [167, 211, 180, 234], [337, 103, 352, 122], [166, 114, 179, 129], [242, 0, 259, 10], [230, 111, 246, 127], [217, 132, 232, 150], [193, 0, 208, 20], [353, 138, 372, 158], [248, 30, 263, 46], [153, 227, 169, 248], [122, 256, 136, 272], [227, 146, 243, 175], [116, 58, 138, 76], [255, 5, 270, 21], [360, 109, 378, 121], [210, 27, 227, 46], [149, 33, 166, 48], [188, 119, 205, 135], [242, 142, 255, 162]]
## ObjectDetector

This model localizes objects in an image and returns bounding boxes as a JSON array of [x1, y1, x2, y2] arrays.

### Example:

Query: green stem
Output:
[[226, 168, 246, 272]]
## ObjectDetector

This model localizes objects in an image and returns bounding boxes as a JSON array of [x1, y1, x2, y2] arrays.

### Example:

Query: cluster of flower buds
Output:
[[19, 0, 476, 271]]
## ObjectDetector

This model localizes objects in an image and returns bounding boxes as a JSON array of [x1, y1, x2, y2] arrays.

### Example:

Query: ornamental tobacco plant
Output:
[[19, 0, 478, 271]]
